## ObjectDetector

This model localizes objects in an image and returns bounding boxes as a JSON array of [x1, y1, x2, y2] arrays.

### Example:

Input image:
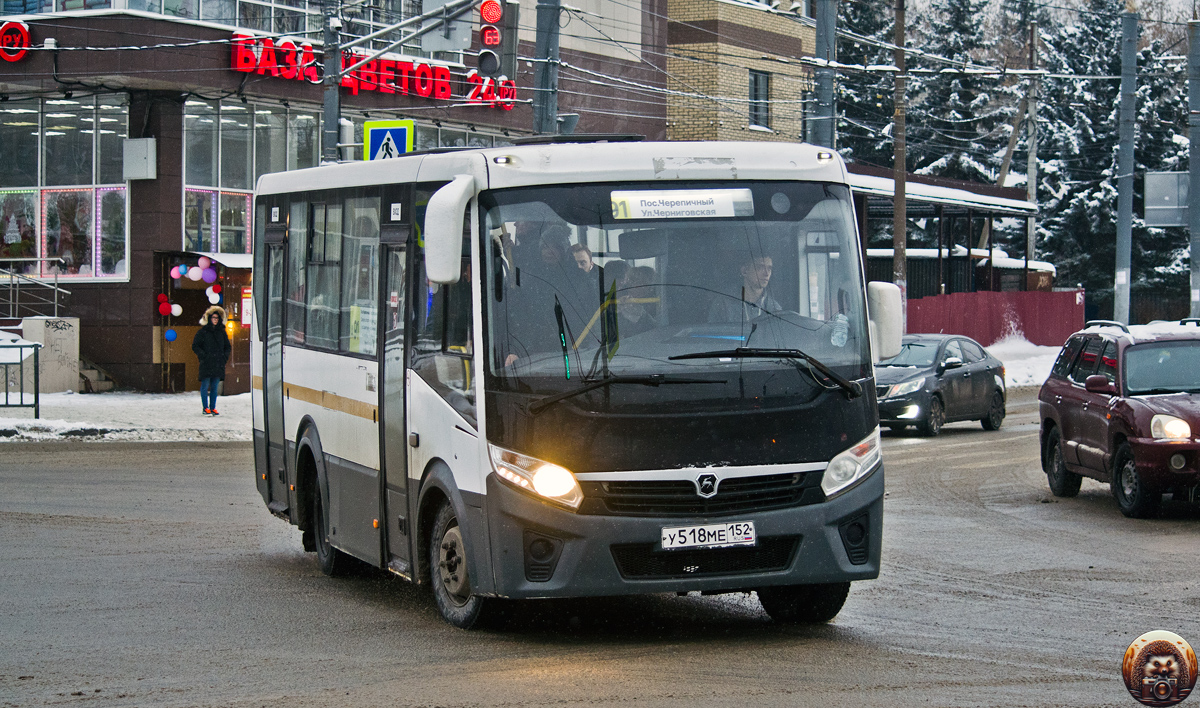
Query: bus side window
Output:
[[340, 196, 380, 356], [285, 201, 308, 345], [411, 203, 475, 426]]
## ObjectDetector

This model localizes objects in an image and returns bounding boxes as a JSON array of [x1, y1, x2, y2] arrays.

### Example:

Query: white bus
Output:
[[250, 138, 902, 628]]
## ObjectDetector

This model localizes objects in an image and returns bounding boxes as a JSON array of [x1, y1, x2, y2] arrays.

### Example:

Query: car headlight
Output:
[[488, 444, 583, 509], [886, 377, 925, 399], [821, 428, 882, 498], [1151, 414, 1192, 440]]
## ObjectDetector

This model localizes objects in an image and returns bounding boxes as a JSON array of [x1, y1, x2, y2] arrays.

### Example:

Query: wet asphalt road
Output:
[[2, 388, 1199, 708]]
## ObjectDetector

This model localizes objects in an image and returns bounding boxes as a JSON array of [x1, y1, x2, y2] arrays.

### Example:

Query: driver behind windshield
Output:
[[707, 254, 781, 322]]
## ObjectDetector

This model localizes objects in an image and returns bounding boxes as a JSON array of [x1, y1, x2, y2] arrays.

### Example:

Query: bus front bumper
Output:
[[482, 466, 883, 599]]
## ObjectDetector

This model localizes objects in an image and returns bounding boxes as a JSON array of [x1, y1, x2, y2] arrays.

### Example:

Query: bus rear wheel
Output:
[[312, 481, 350, 577], [757, 582, 850, 623], [430, 501, 488, 629]]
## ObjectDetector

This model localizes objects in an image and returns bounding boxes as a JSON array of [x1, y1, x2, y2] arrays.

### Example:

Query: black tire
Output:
[[430, 501, 488, 629], [919, 396, 944, 437], [758, 582, 850, 624], [1045, 428, 1082, 498], [981, 391, 1005, 431], [1112, 443, 1160, 518], [313, 480, 350, 577]]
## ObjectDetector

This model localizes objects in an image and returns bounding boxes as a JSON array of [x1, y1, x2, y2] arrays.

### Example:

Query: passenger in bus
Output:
[[707, 254, 780, 322], [501, 222, 596, 367], [570, 243, 597, 273], [617, 266, 659, 337]]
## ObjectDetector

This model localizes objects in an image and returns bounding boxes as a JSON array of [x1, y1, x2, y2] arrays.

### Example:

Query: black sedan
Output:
[[875, 334, 1007, 436]]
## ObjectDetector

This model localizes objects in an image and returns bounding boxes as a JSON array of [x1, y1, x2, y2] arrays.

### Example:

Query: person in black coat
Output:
[[193, 305, 231, 415]]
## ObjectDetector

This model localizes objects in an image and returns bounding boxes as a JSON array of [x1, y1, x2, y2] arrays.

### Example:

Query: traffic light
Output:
[[476, 0, 518, 79]]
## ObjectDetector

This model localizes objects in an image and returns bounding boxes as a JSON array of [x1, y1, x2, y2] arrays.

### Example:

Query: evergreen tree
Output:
[[836, 0, 894, 168], [905, 0, 1007, 182]]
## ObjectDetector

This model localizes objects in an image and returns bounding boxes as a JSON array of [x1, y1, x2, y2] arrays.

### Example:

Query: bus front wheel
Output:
[[430, 501, 487, 629], [757, 582, 850, 623]]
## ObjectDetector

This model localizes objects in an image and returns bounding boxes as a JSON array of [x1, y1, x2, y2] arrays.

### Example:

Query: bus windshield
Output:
[[481, 181, 870, 407]]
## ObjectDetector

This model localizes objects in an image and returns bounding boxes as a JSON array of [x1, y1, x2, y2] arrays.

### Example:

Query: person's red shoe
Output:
[[210, 409, 219, 415], [203, 408, 212, 415]]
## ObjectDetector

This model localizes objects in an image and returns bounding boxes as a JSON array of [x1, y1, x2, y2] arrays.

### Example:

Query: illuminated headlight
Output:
[[488, 444, 583, 509], [885, 377, 925, 399], [1151, 414, 1192, 440], [821, 428, 882, 498]]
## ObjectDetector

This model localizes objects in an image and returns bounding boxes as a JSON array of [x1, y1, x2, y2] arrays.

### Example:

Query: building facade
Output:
[[0, 2, 667, 390], [666, 0, 815, 142]]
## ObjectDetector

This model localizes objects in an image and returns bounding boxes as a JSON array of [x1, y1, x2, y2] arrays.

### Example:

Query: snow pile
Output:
[[0, 391, 251, 443], [986, 334, 1060, 389]]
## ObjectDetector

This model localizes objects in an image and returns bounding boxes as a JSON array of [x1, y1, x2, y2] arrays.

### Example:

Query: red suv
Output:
[[1039, 319, 1200, 517]]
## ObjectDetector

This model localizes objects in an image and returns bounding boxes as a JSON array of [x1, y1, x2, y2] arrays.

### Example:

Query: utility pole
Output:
[[1025, 21, 1038, 286], [893, 0, 907, 330], [322, 0, 342, 164], [1114, 12, 1137, 324], [1189, 20, 1200, 317], [813, 0, 835, 148], [533, 0, 562, 135]]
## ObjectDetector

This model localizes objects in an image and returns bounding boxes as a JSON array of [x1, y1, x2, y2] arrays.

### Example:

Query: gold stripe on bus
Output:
[[252, 375, 263, 390], [285, 382, 378, 422]]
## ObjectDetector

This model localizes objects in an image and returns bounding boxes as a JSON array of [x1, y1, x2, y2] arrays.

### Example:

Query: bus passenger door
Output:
[[380, 244, 411, 574], [264, 243, 289, 513]]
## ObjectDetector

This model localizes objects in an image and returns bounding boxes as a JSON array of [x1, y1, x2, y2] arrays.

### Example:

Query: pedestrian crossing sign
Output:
[[363, 120, 415, 161]]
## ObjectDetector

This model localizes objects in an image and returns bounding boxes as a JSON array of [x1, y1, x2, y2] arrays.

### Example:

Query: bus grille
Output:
[[578, 472, 824, 517], [610, 536, 800, 579]]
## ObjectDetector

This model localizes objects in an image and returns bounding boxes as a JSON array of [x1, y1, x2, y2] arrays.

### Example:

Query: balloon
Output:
[[164, 329, 177, 342], [171, 303, 183, 317], [188, 267, 203, 281], [170, 266, 180, 279], [178, 264, 188, 274], [197, 256, 211, 269], [212, 284, 222, 294], [208, 292, 220, 305], [157, 293, 168, 303], [205, 286, 213, 296], [202, 268, 217, 283], [158, 302, 171, 316]]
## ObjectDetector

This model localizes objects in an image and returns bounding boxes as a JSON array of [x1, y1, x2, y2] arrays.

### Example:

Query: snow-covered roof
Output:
[[193, 252, 253, 270], [866, 246, 1055, 275], [847, 172, 1038, 216]]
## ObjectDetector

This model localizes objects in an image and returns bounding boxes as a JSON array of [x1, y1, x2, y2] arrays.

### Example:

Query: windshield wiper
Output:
[[668, 347, 863, 399], [528, 374, 726, 414]]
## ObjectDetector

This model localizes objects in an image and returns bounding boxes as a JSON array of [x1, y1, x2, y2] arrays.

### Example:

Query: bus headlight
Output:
[[821, 428, 882, 498], [1151, 414, 1191, 440], [488, 444, 583, 509]]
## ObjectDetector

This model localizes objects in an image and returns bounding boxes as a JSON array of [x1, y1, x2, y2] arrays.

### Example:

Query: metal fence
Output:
[[1, 342, 42, 419], [0, 258, 71, 319]]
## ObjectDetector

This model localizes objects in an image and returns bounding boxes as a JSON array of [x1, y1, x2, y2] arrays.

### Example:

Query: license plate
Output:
[[660, 521, 756, 550]]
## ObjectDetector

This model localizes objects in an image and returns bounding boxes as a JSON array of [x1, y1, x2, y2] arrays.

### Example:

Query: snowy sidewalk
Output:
[[0, 391, 251, 443]]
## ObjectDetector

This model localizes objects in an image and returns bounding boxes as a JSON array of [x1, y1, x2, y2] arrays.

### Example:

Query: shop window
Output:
[[201, 0, 235, 23], [285, 201, 308, 345], [238, 0, 271, 30], [220, 192, 251, 253], [415, 125, 438, 151], [97, 97, 128, 184], [43, 189, 95, 275], [184, 189, 216, 251], [254, 107, 287, 182], [340, 197, 380, 356], [441, 129, 467, 148], [163, 0, 197, 17], [98, 189, 126, 276], [306, 203, 342, 350], [288, 113, 320, 171], [220, 105, 252, 190], [43, 98, 94, 186], [0, 191, 38, 268], [0, 99, 39, 189], [185, 100, 218, 187]]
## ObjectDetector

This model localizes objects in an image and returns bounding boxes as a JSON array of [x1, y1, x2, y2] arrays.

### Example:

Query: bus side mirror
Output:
[[424, 174, 475, 284], [867, 281, 902, 362]]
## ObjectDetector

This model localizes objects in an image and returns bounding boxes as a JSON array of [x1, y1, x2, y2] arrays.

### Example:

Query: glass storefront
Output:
[[0, 96, 128, 278]]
